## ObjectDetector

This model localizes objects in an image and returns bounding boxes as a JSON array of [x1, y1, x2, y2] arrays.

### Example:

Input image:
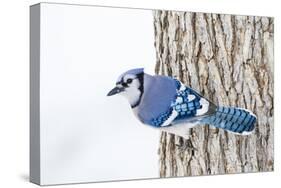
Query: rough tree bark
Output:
[[153, 11, 274, 177]]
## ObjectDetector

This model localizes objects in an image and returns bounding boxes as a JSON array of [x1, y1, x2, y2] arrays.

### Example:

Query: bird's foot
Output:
[[176, 139, 197, 153]]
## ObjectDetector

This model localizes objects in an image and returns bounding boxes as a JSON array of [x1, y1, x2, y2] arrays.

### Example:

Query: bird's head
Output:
[[107, 68, 144, 108]]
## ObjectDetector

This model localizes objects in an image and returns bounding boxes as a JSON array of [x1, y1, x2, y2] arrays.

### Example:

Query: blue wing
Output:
[[172, 80, 203, 120], [149, 79, 215, 127]]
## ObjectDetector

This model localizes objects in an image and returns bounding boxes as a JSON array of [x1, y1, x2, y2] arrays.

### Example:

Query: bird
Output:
[[107, 68, 257, 149]]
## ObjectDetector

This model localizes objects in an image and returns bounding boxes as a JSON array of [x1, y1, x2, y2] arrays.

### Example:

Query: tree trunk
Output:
[[153, 11, 274, 177]]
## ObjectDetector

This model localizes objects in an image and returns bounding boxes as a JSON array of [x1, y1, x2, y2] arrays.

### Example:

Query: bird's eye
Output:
[[126, 79, 133, 84]]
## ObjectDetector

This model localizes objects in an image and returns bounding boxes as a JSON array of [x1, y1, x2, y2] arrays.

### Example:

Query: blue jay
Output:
[[107, 68, 256, 140]]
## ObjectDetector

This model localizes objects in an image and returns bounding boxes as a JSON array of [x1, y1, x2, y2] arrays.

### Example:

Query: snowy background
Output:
[[40, 3, 158, 184]]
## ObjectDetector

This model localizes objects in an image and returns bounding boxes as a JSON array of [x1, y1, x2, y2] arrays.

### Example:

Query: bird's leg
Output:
[[176, 138, 197, 153]]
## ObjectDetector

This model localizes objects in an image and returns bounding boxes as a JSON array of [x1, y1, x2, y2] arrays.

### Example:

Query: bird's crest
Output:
[[116, 68, 144, 83]]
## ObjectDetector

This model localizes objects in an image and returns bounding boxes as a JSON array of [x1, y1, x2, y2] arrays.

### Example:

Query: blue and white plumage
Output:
[[107, 68, 256, 139]]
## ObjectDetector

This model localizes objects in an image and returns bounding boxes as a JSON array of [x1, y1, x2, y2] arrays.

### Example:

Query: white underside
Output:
[[159, 122, 199, 139]]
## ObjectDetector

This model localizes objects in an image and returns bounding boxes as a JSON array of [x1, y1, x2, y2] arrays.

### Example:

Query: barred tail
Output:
[[201, 106, 256, 135]]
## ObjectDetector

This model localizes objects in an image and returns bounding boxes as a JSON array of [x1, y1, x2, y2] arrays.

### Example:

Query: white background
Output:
[[0, 0, 279, 188], [40, 3, 158, 184]]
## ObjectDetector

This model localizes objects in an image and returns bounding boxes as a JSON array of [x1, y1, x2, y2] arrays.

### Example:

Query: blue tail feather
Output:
[[201, 106, 256, 134]]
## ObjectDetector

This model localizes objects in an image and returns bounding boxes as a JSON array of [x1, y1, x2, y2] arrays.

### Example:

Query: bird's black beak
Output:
[[107, 86, 124, 96]]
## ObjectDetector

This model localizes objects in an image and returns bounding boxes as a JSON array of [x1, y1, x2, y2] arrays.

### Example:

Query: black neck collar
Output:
[[131, 73, 144, 108]]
